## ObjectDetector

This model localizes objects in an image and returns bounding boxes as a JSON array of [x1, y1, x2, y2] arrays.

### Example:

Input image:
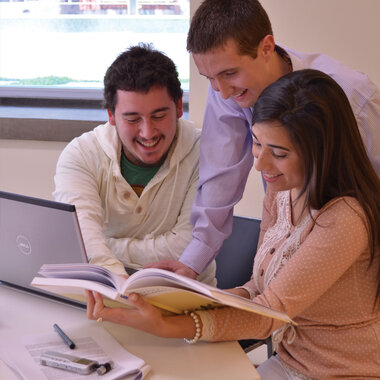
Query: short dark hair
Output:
[[253, 69, 380, 301], [104, 43, 183, 113], [187, 0, 272, 58]]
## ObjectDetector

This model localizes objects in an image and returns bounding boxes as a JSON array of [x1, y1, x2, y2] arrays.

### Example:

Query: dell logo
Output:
[[16, 235, 32, 255]]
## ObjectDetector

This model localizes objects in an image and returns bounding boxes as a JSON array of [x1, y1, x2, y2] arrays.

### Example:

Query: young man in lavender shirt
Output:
[[147, 0, 380, 280]]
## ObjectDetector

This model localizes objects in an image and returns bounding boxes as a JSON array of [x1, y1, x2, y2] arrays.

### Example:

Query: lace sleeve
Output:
[[197, 310, 215, 341]]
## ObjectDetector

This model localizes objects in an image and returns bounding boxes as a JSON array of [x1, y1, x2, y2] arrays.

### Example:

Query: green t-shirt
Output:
[[120, 150, 161, 197]]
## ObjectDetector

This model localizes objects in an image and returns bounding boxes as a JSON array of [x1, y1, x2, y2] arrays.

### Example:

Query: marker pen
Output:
[[53, 323, 76, 349]]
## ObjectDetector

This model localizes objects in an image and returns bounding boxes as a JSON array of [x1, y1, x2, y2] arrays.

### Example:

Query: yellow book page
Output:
[[61, 293, 133, 309], [209, 290, 296, 324], [126, 288, 221, 314], [61, 288, 221, 315]]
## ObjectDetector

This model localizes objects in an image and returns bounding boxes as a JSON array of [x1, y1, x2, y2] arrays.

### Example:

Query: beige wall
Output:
[[1, 0, 379, 213], [0, 139, 66, 200]]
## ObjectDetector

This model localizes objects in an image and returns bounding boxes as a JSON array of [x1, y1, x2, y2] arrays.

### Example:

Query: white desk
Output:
[[0, 286, 260, 380]]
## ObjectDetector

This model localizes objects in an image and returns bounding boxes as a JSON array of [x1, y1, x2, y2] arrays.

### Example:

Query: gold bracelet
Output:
[[184, 311, 201, 344]]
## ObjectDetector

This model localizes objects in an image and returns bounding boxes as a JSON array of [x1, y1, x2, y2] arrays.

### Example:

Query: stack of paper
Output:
[[0, 322, 150, 380]]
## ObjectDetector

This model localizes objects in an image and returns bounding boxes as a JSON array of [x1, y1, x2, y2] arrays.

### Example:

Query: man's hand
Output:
[[144, 260, 198, 280]]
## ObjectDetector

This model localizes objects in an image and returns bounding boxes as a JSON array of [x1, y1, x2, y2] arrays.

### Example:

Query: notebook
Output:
[[0, 190, 88, 307]]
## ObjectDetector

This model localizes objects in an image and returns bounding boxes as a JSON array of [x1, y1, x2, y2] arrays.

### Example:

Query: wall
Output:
[[0, 139, 66, 199], [1, 0, 379, 211]]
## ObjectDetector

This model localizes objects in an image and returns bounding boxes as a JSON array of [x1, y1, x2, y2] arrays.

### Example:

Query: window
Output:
[[0, 0, 190, 100]]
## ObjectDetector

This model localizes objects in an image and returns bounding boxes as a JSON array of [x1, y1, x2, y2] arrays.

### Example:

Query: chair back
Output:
[[215, 216, 273, 356], [215, 216, 261, 289]]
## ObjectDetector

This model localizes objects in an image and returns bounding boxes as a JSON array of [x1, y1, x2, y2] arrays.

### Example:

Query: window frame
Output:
[[0, 0, 191, 141], [0, 86, 104, 101]]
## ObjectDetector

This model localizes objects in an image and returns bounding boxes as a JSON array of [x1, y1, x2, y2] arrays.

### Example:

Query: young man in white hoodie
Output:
[[53, 44, 216, 285]]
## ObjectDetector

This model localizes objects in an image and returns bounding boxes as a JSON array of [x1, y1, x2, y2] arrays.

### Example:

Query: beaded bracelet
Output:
[[184, 311, 201, 344]]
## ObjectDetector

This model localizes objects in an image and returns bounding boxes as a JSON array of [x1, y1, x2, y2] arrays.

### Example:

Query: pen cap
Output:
[[96, 361, 114, 375]]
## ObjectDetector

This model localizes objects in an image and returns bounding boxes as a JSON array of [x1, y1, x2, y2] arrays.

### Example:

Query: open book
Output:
[[31, 263, 294, 324]]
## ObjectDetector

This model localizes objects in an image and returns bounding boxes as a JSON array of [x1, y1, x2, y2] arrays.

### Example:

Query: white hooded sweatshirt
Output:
[[53, 119, 216, 285]]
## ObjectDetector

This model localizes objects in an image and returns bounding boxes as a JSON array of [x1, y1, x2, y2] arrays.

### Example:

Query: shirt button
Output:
[[269, 248, 275, 255], [124, 192, 130, 200], [260, 269, 264, 276], [136, 206, 142, 213], [286, 232, 291, 238]]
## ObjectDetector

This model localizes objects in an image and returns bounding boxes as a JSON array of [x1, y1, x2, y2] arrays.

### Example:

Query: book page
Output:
[[209, 289, 294, 324], [38, 263, 126, 292], [121, 267, 216, 296], [31, 277, 124, 302], [0, 323, 150, 380], [128, 287, 221, 314]]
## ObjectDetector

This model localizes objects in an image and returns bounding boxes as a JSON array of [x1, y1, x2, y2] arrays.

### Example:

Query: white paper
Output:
[[0, 323, 150, 380]]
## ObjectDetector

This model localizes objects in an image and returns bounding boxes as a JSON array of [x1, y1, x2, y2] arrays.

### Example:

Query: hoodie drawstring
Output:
[[104, 161, 114, 225], [151, 158, 179, 234]]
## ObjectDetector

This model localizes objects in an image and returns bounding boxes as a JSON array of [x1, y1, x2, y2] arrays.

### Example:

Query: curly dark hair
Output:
[[104, 43, 183, 113]]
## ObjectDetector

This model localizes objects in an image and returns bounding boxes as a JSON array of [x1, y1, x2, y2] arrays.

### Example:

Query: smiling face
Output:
[[192, 37, 277, 108], [108, 86, 182, 167], [251, 121, 305, 197]]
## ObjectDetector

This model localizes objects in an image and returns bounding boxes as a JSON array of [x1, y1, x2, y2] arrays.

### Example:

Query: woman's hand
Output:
[[224, 287, 251, 298], [85, 290, 168, 336], [85, 290, 199, 340]]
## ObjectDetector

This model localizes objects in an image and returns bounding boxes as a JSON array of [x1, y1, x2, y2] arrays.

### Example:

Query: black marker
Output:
[[53, 323, 76, 349]]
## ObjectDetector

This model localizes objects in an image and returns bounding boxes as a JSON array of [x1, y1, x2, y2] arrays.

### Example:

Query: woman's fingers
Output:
[[128, 293, 156, 316], [128, 292, 141, 306], [85, 289, 96, 320], [91, 291, 103, 317], [85, 290, 105, 320]]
